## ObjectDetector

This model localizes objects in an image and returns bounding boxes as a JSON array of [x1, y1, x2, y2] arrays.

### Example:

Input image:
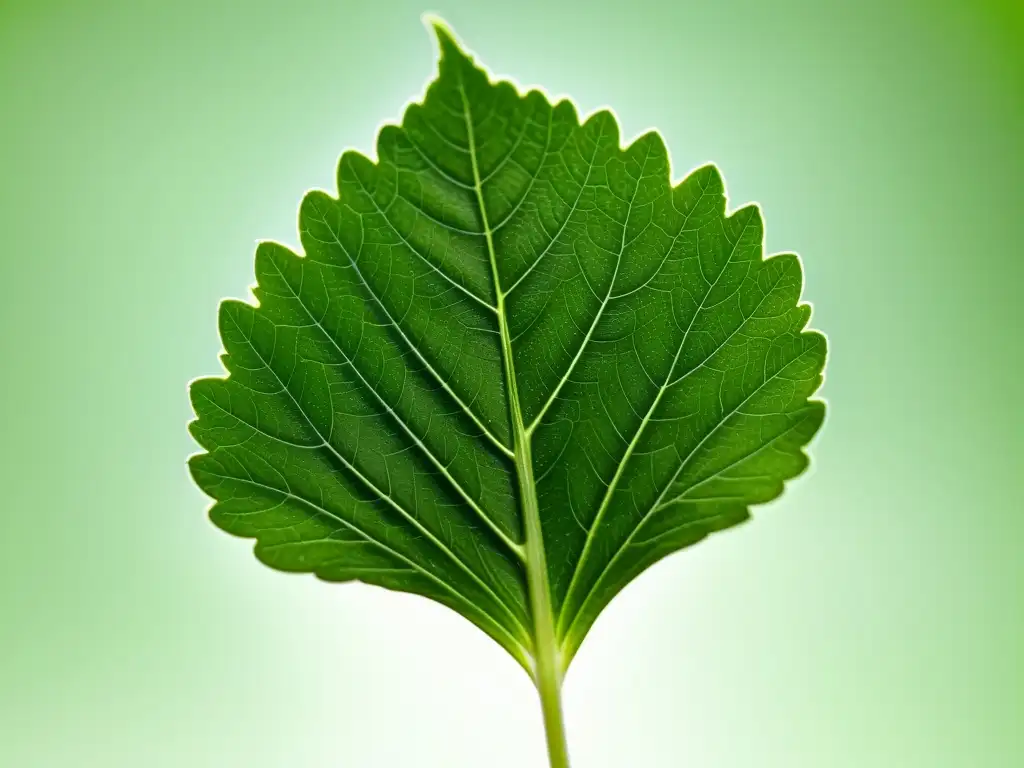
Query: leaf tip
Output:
[[422, 13, 456, 48], [422, 13, 469, 62]]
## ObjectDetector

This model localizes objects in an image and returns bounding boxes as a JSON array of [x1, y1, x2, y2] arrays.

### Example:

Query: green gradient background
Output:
[[2, 0, 1021, 765]]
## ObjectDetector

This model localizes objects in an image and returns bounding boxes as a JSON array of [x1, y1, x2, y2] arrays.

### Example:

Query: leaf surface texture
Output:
[[189, 24, 827, 672]]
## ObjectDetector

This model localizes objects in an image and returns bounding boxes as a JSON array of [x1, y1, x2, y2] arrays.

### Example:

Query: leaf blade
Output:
[[188, 20, 827, 677]]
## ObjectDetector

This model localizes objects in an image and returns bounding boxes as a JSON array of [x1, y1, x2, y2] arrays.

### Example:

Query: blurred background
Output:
[[1, 0, 1021, 765]]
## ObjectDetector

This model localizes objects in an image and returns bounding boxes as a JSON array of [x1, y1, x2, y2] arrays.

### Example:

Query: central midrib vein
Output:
[[456, 71, 570, 766]]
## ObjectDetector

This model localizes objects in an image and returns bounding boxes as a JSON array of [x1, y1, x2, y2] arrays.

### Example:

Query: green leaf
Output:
[[188, 16, 825, 720]]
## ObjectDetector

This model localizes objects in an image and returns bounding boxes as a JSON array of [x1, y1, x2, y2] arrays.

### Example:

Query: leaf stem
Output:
[[520, 436, 572, 768], [456, 66, 572, 768]]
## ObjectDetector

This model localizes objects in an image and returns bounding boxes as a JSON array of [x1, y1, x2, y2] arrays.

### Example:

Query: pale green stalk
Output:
[[458, 70, 572, 768]]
